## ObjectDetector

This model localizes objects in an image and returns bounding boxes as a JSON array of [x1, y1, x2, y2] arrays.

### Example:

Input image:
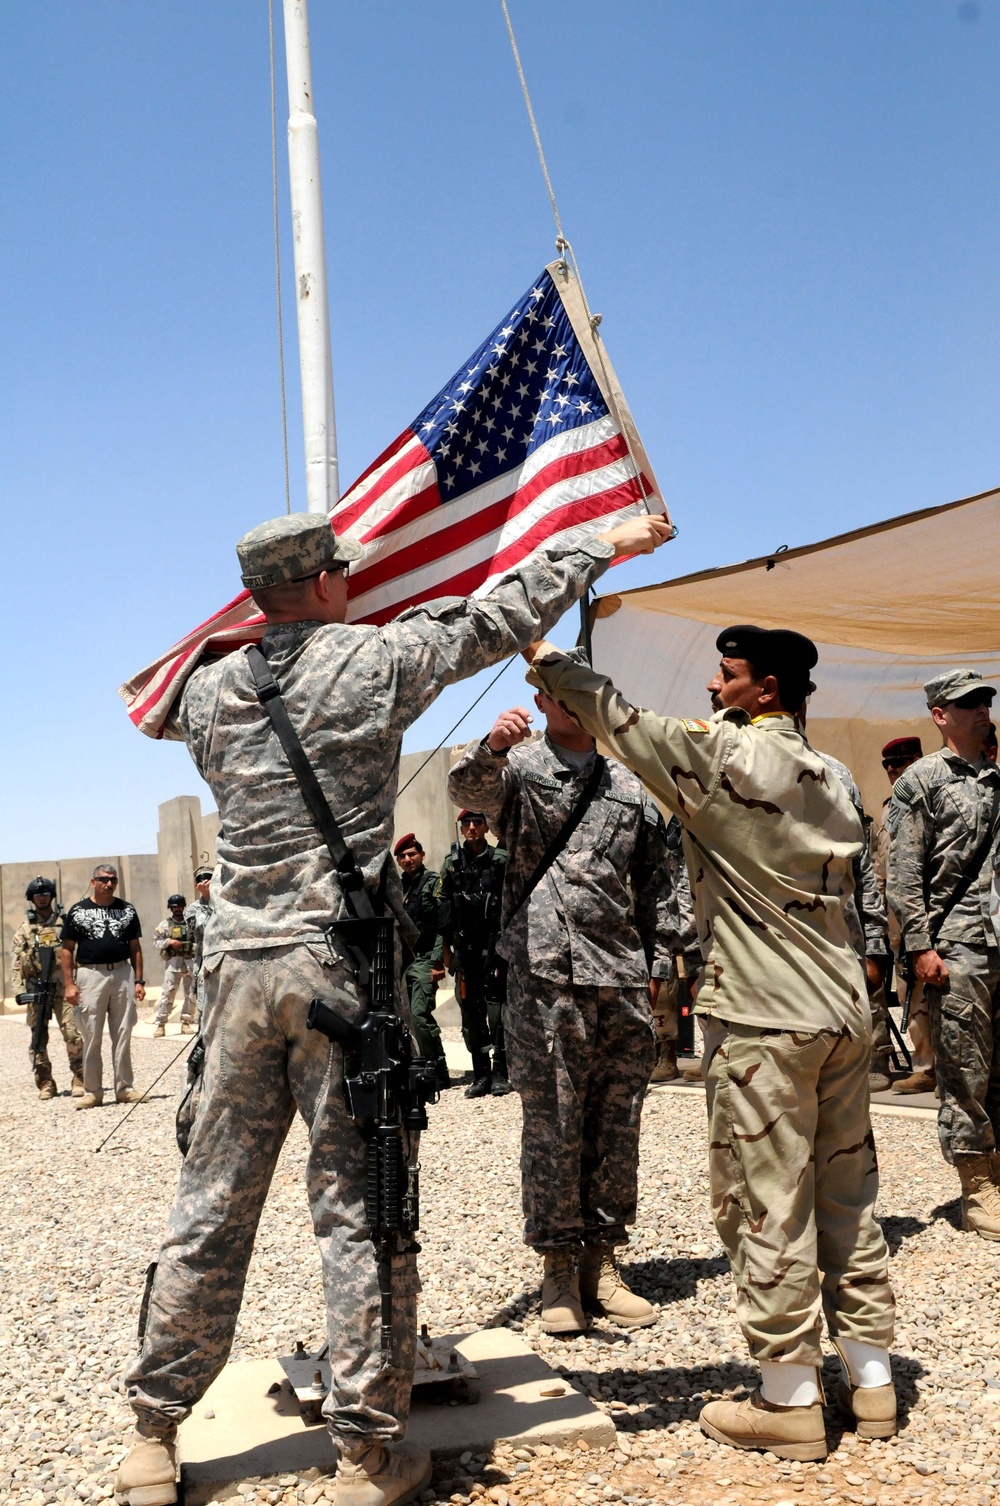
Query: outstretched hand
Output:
[[487, 706, 533, 753], [599, 514, 673, 559]]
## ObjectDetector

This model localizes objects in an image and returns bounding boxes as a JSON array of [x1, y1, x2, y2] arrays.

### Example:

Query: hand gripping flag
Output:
[[120, 258, 669, 737]]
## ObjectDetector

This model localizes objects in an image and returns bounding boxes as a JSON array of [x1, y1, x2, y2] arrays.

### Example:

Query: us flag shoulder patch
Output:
[[682, 718, 711, 733]]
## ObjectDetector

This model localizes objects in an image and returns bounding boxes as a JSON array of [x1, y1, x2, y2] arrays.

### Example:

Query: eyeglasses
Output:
[[882, 758, 909, 771], [460, 817, 486, 827], [94, 876, 118, 886]]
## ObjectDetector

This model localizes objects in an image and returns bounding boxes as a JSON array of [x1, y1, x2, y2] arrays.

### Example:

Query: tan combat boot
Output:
[[649, 1035, 678, 1083], [154, 1024, 166, 1038], [699, 1390, 827, 1462], [75, 1092, 103, 1110], [38, 1081, 58, 1100], [333, 1440, 432, 1506], [890, 1067, 935, 1095], [181, 1021, 196, 1035], [541, 1249, 588, 1333], [834, 1378, 897, 1439], [117, 1088, 144, 1104], [114, 1427, 177, 1505], [71, 1070, 85, 1097], [580, 1243, 657, 1329], [956, 1154, 1000, 1240]]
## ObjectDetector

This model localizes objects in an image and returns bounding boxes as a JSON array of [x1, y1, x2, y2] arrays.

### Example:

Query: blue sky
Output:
[[3, 1, 999, 860]]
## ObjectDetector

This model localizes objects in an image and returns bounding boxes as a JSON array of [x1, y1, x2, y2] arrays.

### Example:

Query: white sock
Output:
[[759, 1361, 820, 1407], [837, 1337, 892, 1389]]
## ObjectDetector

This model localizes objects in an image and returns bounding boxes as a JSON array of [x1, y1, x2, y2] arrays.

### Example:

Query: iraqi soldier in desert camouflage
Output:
[[886, 669, 1000, 1241], [11, 877, 84, 1099], [152, 896, 197, 1035], [114, 509, 672, 1506], [448, 672, 674, 1336], [523, 623, 897, 1463]]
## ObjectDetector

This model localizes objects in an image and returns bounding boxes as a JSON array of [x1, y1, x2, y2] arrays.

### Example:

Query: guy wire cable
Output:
[[93, 1036, 195, 1154]]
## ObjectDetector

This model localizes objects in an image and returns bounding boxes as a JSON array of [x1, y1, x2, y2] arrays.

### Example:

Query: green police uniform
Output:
[[438, 841, 507, 1083], [400, 863, 446, 1071]]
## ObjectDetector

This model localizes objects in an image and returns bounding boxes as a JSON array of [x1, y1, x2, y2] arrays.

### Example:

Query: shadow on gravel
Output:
[[555, 1357, 762, 1431], [625, 1253, 731, 1305], [929, 1196, 963, 1230], [878, 1214, 927, 1254]]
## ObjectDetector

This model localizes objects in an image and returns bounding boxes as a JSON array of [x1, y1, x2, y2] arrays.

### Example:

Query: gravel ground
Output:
[[2, 1013, 999, 1506]]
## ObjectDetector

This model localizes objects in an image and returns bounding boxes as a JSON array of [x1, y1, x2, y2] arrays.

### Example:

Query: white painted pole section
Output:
[[283, 0, 339, 513]]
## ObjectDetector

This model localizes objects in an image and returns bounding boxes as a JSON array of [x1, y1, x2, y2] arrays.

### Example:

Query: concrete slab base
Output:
[[179, 1327, 614, 1487]]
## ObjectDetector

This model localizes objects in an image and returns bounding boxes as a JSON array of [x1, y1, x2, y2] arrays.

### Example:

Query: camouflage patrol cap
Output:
[[237, 513, 362, 591], [923, 668, 996, 707], [193, 866, 213, 882]]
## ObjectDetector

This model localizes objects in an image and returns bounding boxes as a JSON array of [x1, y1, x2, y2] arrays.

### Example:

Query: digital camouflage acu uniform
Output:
[[649, 815, 701, 1079], [447, 732, 672, 1251], [871, 800, 933, 1074], [11, 913, 83, 1092], [183, 893, 214, 1020], [526, 652, 895, 1369], [438, 840, 508, 1080], [399, 863, 446, 1070], [153, 915, 197, 1026], [886, 748, 1000, 1163], [816, 751, 892, 1078], [124, 528, 614, 1450]]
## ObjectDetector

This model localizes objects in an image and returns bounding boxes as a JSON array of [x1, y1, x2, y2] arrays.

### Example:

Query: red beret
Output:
[[457, 809, 487, 823], [393, 833, 422, 857], [881, 736, 923, 761]]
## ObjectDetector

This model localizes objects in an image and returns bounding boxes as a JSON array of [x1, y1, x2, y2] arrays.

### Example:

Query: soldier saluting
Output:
[[438, 810, 510, 1098], [524, 624, 897, 1462]]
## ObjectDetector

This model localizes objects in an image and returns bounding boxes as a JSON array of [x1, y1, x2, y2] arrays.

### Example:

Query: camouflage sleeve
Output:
[[630, 800, 675, 973], [376, 539, 613, 737], [10, 922, 28, 996], [858, 826, 889, 955], [152, 919, 173, 957], [446, 740, 516, 844], [526, 654, 726, 829], [885, 777, 934, 953]]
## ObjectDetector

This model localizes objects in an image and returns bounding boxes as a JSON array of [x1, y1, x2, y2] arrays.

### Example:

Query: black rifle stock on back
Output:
[[307, 915, 438, 1368], [18, 945, 58, 1057]]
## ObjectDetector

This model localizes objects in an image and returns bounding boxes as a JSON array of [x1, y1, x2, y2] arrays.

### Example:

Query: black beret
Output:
[[716, 624, 818, 674]]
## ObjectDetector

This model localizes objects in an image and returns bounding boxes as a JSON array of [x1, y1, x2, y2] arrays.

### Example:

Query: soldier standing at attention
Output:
[[152, 895, 197, 1036], [886, 670, 1000, 1238], [438, 810, 510, 1098], [184, 867, 214, 1023], [869, 737, 934, 1095], [523, 625, 897, 1462], [393, 834, 450, 1090], [448, 668, 673, 1334], [11, 877, 84, 1099], [114, 508, 671, 1506], [61, 866, 146, 1111]]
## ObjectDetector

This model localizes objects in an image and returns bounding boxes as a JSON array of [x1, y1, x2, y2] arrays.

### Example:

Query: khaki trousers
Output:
[[703, 1018, 895, 1367], [75, 962, 136, 1097]]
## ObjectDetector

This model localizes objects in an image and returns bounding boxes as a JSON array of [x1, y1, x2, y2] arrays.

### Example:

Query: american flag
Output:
[[121, 260, 668, 737]]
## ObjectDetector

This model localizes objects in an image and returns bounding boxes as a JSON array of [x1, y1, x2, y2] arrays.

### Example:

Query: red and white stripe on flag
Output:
[[120, 260, 668, 738]]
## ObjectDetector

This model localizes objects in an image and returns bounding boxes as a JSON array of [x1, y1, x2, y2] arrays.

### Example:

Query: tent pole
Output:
[[283, 0, 339, 513]]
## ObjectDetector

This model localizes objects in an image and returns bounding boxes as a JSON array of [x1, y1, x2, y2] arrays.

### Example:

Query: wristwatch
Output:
[[134, 978, 145, 985], [480, 736, 508, 758]]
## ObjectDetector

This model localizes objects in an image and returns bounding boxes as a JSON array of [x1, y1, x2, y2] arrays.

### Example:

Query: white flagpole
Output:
[[282, 0, 339, 513]]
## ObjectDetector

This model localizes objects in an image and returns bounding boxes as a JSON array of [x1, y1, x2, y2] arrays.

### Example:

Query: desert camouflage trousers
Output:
[[125, 944, 419, 1447], [926, 941, 1000, 1163], [27, 990, 83, 1088], [703, 1018, 894, 1368], [155, 957, 196, 1024], [504, 969, 655, 1250]]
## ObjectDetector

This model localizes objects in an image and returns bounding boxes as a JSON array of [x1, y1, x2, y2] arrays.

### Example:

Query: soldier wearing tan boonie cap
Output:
[[236, 512, 362, 592]]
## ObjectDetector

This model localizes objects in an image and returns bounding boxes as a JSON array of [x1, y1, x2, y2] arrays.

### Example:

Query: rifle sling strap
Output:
[[928, 781, 1000, 948], [245, 645, 377, 923], [504, 753, 607, 933]]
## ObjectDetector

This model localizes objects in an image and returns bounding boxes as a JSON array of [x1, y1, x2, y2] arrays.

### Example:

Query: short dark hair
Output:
[[744, 659, 812, 715]]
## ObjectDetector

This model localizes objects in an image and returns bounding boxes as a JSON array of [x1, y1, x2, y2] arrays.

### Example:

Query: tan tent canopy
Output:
[[591, 485, 1000, 817]]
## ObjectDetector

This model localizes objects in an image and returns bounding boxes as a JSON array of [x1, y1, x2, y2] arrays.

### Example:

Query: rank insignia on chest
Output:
[[682, 719, 710, 734]]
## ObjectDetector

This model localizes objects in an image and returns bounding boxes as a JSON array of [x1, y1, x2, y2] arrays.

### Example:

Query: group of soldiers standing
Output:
[[102, 510, 1000, 1506]]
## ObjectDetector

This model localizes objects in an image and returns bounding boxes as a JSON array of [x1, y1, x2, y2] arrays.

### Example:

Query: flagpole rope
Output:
[[396, 656, 516, 800], [269, 0, 292, 514], [499, 4, 659, 526]]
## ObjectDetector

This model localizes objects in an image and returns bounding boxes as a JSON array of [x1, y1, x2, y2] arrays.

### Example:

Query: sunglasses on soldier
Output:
[[951, 690, 994, 710]]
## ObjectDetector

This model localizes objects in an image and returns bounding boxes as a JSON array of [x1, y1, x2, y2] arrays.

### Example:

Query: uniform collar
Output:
[[543, 731, 597, 774], [940, 747, 1000, 780]]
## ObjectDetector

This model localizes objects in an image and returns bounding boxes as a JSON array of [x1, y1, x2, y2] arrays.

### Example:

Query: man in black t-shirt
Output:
[[61, 865, 146, 1109]]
